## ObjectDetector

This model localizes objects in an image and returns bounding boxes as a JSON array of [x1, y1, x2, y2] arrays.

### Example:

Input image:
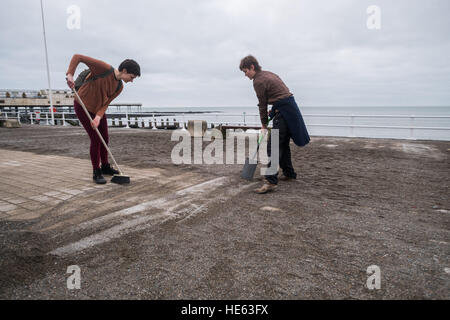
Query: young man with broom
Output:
[[240, 55, 310, 194], [66, 54, 140, 184]]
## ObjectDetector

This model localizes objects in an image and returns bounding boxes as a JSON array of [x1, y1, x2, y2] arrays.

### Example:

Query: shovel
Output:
[[241, 118, 272, 181]]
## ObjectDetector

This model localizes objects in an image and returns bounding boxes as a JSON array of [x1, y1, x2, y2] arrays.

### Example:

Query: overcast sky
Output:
[[1, 0, 449, 108]]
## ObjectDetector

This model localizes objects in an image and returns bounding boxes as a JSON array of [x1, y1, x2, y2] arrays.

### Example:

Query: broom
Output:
[[72, 88, 130, 184]]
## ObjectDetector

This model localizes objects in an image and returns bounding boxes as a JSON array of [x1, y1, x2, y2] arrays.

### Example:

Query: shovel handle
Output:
[[251, 117, 273, 160]]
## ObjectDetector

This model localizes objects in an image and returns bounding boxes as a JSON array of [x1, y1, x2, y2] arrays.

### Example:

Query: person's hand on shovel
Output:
[[260, 124, 268, 138]]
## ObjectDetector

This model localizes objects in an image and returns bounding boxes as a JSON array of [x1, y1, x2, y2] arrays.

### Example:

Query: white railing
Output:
[[1, 110, 449, 140], [302, 114, 450, 139], [0, 111, 183, 129], [183, 112, 450, 140]]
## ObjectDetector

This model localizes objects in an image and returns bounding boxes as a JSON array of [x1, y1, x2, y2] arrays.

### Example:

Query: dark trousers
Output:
[[265, 112, 297, 185], [74, 100, 109, 170]]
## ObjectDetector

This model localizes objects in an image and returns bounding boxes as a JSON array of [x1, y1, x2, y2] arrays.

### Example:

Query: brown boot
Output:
[[254, 182, 277, 194], [279, 175, 295, 181]]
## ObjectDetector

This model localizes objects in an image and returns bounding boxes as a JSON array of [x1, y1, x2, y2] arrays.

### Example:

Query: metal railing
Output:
[[302, 114, 450, 139], [0, 111, 184, 130], [1, 110, 449, 140]]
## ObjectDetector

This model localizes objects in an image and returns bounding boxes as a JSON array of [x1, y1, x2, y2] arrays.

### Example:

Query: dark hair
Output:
[[119, 59, 141, 76], [239, 55, 261, 72]]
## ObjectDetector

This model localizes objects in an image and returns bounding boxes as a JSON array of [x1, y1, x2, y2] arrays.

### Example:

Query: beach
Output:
[[0, 125, 449, 299]]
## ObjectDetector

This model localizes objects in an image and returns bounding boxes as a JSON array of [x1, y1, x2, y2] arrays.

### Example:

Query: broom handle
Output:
[[72, 88, 123, 175]]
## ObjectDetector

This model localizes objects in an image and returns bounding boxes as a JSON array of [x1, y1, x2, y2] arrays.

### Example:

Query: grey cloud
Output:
[[0, 0, 449, 107]]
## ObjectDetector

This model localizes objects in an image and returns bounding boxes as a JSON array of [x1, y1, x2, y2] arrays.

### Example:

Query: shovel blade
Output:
[[241, 157, 258, 181]]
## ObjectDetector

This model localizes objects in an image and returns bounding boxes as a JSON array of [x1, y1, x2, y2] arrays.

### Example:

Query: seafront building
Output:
[[0, 89, 142, 113], [0, 89, 74, 112]]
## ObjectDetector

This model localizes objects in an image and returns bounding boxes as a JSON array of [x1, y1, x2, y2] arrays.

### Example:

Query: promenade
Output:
[[0, 125, 448, 299]]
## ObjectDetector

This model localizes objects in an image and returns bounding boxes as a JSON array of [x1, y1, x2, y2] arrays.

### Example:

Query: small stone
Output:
[[444, 268, 450, 274], [432, 205, 439, 209]]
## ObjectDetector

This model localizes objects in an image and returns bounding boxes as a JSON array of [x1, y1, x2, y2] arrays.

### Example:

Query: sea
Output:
[[111, 106, 450, 141]]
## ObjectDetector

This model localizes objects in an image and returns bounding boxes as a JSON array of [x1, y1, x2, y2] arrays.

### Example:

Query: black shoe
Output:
[[93, 168, 107, 184], [101, 163, 119, 176]]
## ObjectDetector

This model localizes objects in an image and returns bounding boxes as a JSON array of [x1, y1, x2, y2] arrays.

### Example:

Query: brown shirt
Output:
[[66, 54, 123, 117], [253, 70, 292, 125]]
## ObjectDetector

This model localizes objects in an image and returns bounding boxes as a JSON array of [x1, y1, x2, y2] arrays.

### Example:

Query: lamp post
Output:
[[40, 0, 54, 125]]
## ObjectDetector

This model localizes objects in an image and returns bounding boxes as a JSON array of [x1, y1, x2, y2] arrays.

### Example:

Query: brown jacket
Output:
[[66, 54, 123, 117], [253, 70, 292, 125]]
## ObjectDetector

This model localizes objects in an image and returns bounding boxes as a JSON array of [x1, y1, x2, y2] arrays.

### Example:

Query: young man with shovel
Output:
[[240, 55, 310, 194], [66, 54, 140, 184]]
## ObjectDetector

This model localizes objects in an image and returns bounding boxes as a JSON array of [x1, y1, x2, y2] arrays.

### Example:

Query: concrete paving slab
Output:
[[50, 193, 73, 201], [18, 201, 47, 211], [3, 197, 28, 205], [1, 149, 238, 247], [0, 149, 258, 256], [4, 208, 29, 217]]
